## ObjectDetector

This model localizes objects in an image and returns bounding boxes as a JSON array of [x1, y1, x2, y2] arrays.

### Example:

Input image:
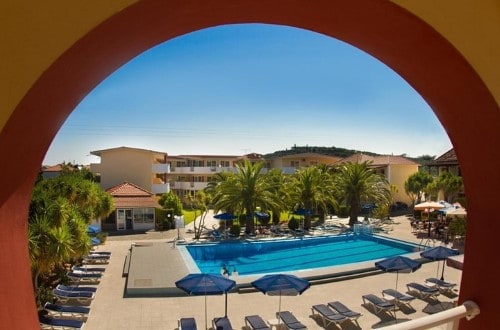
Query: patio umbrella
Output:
[[420, 246, 459, 280], [375, 256, 421, 291], [175, 273, 236, 330], [90, 237, 101, 246], [375, 256, 421, 322], [251, 274, 310, 324], [414, 201, 444, 211], [255, 211, 270, 221], [214, 212, 236, 233]]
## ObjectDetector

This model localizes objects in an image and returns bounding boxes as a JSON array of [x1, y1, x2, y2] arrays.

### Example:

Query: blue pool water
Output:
[[182, 234, 419, 275]]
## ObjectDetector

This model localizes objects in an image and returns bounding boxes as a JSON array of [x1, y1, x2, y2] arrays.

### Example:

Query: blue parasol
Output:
[[375, 256, 421, 291], [251, 274, 310, 321], [421, 246, 459, 280], [175, 273, 236, 329], [90, 237, 101, 246], [87, 225, 101, 234]]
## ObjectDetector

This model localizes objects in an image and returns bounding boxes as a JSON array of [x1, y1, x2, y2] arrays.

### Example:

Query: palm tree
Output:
[[288, 166, 337, 229], [333, 161, 391, 227], [211, 160, 282, 234]]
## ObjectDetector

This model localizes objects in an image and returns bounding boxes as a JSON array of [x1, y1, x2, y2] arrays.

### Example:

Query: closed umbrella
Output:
[[251, 274, 310, 325], [175, 273, 236, 330], [421, 246, 459, 280]]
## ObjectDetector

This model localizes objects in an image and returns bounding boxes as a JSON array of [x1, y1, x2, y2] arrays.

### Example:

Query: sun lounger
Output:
[[178, 317, 197, 330], [425, 278, 457, 294], [89, 251, 111, 255], [82, 254, 109, 264], [244, 315, 271, 330], [362, 294, 396, 318], [212, 316, 233, 330], [406, 282, 440, 299], [72, 266, 106, 273], [67, 272, 101, 284], [382, 289, 416, 309], [44, 302, 90, 321], [311, 304, 348, 328], [327, 301, 362, 326], [56, 284, 97, 293], [39, 314, 84, 329], [276, 311, 307, 330], [53, 288, 95, 305]]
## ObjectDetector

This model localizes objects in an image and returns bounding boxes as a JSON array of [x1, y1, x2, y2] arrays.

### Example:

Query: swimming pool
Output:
[[180, 234, 419, 275]]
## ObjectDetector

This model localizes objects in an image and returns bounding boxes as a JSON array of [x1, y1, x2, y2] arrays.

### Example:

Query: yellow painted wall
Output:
[[393, 0, 500, 105], [388, 164, 419, 204]]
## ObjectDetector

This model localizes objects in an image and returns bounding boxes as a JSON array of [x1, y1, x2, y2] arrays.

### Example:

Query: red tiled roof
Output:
[[106, 182, 153, 196], [107, 182, 159, 208]]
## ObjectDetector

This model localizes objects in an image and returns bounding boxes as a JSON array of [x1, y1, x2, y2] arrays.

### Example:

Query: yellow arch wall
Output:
[[1, 1, 499, 131]]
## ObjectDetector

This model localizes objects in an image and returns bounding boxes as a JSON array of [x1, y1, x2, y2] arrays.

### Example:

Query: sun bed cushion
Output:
[[362, 294, 396, 316], [276, 311, 307, 330], [382, 288, 415, 307], [311, 304, 348, 327], [244, 315, 271, 330], [67, 272, 101, 279], [178, 317, 197, 330], [44, 303, 90, 320], [57, 284, 97, 293], [72, 266, 106, 273], [39, 314, 84, 329], [213, 316, 233, 330], [406, 282, 440, 298], [328, 301, 362, 319], [425, 278, 457, 293]]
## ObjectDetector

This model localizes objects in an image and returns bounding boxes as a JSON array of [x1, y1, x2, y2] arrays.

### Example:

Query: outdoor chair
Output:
[[53, 288, 95, 305], [67, 271, 101, 284], [406, 282, 440, 299], [72, 265, 106, 273], [381, 289, 415, 309], [425, 277, 457, 294], [276, 311, 307, 330], [178, 317, 197, 330], [56, 284, 97, 293], [212, 316, 233, 330], [43, 302, 90, 321], [311, 304, 349, 328], [82, 254, 109, 265], [244, 315, 271, 330], [39, 314, 84, 329], [361, 294, 397, 318], [327, 301, 362, 326]]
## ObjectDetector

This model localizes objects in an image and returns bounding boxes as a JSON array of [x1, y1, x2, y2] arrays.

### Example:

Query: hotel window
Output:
[[133, 208, 154, 223]]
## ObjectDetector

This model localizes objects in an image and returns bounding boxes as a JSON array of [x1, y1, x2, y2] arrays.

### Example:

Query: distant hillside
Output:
[[264, 145, 379, 158], [264, 145, 436, 165]]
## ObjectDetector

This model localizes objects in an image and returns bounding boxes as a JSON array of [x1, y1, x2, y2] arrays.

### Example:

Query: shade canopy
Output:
[[255, 211, 270, 220], [414, 201, 445, 211], [421, 246, 459, 261], [293, 208, 312, 216], [90, 237, 101, 246], [214, 212, 237, 221], [175, 273, 236, 329], [251, 274, 310, 296], [175, 273, 236, 295], [375, 256, 421, 273], [251, 274, 310, 323]]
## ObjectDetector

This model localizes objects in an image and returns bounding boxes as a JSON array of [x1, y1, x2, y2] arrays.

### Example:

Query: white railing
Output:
[[151, 163, 170, 173], [381, 301, 479, 330]]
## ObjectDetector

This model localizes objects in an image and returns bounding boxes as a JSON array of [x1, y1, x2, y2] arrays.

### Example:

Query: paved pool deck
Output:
[[83, 212, 464, 330]]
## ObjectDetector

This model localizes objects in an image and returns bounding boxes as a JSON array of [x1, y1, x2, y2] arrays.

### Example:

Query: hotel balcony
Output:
[[170, 166, 236, 174], [152, 163, 170, 173], [170, 181, 208, 190], [151, 183, 170, 194]]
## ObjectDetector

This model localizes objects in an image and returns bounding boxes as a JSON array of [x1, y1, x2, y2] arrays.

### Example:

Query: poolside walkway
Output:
[[83, 212, 463, 329]]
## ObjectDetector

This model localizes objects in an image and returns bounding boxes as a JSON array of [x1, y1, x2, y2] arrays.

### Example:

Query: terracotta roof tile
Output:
[[107, 182, 154, 196]]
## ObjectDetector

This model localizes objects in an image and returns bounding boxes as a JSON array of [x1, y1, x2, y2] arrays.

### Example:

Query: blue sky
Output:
[[43, 24, 452, 165]]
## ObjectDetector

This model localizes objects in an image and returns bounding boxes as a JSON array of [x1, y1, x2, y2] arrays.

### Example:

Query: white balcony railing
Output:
[[151, 183, 170, 194], [170, 182, 208, 190], [151, 163, 170, 173], [170, 166, 236, 174], [381, 301, 479, 330]]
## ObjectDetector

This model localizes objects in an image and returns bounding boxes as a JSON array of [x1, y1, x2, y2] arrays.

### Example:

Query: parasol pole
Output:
[[225, 292, 228, 317], [441, 260, 446, 280], [278, 290, 282, 325]]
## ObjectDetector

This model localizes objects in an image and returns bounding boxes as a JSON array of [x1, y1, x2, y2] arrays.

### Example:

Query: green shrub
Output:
[[35, 285, 53, 308], [96, 231, 108, 243]]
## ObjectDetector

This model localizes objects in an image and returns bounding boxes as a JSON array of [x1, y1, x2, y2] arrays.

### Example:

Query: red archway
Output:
[[1, 1, 498, 328]]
